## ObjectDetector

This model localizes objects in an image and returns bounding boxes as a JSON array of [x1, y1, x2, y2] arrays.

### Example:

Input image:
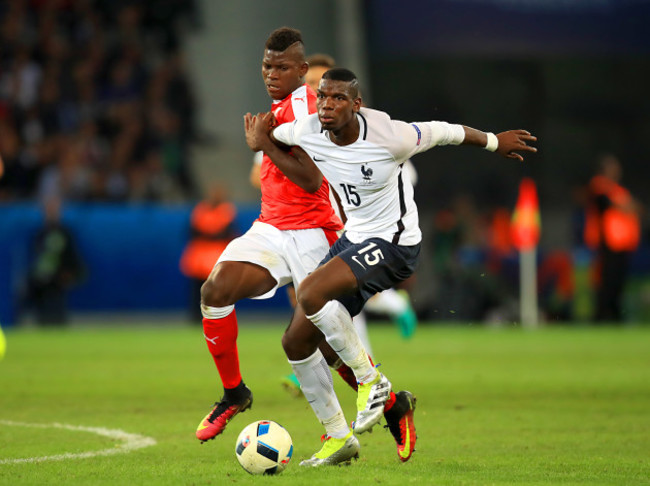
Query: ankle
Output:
[[223, 381, 249, 402]]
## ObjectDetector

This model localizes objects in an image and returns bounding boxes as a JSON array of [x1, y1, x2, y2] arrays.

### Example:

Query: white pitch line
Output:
[[0, 420, 157, 464]]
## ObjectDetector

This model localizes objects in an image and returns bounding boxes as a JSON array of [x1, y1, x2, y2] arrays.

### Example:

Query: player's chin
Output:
[[319, 119, 335, 129], [266, 87, 286, 100]]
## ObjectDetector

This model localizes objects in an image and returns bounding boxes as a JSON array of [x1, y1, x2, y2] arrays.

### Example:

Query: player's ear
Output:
[[353, 97, 362, 112], [299, 62, 309, 78]]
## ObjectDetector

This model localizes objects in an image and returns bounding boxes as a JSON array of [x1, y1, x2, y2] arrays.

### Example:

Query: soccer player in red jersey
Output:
[[195, 27, 341, 442], [196, 29, 416, 464]]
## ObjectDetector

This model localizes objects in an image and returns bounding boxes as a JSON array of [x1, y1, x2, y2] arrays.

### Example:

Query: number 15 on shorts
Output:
[[351, 242, 385, 269]]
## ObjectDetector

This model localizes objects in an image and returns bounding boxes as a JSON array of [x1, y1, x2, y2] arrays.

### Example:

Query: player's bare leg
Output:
[[280, 284, 303, 397], [196, 261, 277, 442]]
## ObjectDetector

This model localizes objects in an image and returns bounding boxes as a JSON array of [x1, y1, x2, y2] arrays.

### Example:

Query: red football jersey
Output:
[[257, 84, 342, 231]]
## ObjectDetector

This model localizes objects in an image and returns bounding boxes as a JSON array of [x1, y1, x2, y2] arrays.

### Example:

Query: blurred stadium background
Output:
[[2, 0, 650, 327]]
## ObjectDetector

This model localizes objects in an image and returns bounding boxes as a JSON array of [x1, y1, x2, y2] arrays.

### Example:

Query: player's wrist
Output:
[[484, 132, 498, 152]]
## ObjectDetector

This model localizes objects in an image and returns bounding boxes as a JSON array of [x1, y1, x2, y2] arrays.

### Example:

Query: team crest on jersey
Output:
[[412, 124, 422, 146], [361, 164, 373, 183]]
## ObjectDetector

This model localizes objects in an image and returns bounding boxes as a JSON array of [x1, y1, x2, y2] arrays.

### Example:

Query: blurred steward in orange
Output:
[[584, 154, 641, 322], [180, 183, 239, 320]]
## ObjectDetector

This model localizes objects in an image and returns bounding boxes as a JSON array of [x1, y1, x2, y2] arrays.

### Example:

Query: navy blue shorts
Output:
[[318, 233, 421, 316]]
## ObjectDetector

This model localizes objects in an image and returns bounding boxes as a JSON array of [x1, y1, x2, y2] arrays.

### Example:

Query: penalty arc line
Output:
[[0, 420, 157, 465]]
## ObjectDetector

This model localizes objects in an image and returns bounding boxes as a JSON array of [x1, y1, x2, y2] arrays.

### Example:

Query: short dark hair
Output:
[[265, 27, 304, 51], [306, 53, 335, 69], [322, 68, 360, 98]]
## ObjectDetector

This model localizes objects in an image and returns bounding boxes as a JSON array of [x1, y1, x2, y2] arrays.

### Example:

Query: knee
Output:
[[281, 332, 295, 356], [201, 269, 234, 308], [296, 279, 323, 317]]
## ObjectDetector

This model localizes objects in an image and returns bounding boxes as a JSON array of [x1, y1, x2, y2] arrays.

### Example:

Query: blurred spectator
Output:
[[429, 194, 511, 321], [537, 250, 575, 322], [584, 154, 641, 322], [305, 53, 335, 91], [25, 196, 85, 325], [180, 183, 239, 320], [0, 0, 198, 203]]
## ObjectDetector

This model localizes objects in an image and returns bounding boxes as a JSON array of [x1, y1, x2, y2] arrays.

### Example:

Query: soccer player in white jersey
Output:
[[244, 67, 537, 466], [305, 54, 419, 351]]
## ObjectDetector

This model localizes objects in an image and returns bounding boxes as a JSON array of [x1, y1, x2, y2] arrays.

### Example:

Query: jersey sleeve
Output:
[[388, 119, 465, 160], [272, 119, 299, 147], [252, 151, 263, 166]]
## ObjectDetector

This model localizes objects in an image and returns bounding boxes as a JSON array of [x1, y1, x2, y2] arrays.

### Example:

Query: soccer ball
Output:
[[235, 420, 293, 475]]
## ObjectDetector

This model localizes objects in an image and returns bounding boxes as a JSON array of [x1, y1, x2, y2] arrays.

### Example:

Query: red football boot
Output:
[[383, 390, 417, 462], [196, 385, 253, 442]]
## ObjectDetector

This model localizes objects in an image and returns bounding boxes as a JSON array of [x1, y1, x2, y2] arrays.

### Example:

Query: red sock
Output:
[[202, 310, 241, 389], [384, 391, 397, 411], [336, 354, 397, 412]]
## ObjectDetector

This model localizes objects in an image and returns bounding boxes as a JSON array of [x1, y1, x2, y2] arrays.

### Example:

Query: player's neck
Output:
[[329, 116, 360, 146]]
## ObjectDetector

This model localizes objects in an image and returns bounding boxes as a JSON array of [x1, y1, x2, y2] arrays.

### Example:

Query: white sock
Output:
[[364, 288, 407, 318], [307, 300, 378, 385], [352, 312, 373, 356], [201, 304, 235, 319], [289, 350, 350, 439]]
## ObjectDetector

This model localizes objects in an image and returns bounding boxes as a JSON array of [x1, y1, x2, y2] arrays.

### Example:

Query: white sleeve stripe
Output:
[[291, 86, 309, 119]]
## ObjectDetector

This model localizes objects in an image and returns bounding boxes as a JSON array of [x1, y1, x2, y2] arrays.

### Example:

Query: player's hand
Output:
[[244, 112, 273, 152], [266, 111, 278, 128], [256, 111, 276, 132], [496, 130, 537, 161]]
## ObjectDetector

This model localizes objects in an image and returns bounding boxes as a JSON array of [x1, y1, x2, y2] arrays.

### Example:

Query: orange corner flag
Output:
[[511, 178, 541, 251]]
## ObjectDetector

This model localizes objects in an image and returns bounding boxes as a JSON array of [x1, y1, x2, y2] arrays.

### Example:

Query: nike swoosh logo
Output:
[[313, 156, 325, 162], [399, 416, 411, 459], [351, 256, 365, 269]]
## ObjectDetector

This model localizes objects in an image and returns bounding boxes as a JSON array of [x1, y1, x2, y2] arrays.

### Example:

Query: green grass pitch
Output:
[[0, 320, 649, 485]]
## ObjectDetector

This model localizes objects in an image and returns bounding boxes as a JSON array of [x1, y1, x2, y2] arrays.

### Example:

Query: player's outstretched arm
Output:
[[243, 112, 323, 193], [462, 127, 537, 161]]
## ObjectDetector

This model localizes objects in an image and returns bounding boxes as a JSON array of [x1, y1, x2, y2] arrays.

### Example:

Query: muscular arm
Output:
[[244, 112, 323, 193], [399, 119, 537, 162]]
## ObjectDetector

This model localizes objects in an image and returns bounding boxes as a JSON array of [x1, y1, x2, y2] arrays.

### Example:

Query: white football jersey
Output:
[[273, 107, 464, 246]]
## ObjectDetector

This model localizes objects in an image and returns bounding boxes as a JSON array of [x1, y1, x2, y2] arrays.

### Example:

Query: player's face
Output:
[[316, 79, 361, 131], [262, 46, 308, 101]]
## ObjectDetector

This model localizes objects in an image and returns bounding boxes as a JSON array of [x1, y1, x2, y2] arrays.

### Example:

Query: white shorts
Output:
[[216, 221, 334, 299]]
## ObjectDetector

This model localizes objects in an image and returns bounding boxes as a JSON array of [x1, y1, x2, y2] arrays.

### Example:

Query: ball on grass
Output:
[[235, 420, 293, 475]]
